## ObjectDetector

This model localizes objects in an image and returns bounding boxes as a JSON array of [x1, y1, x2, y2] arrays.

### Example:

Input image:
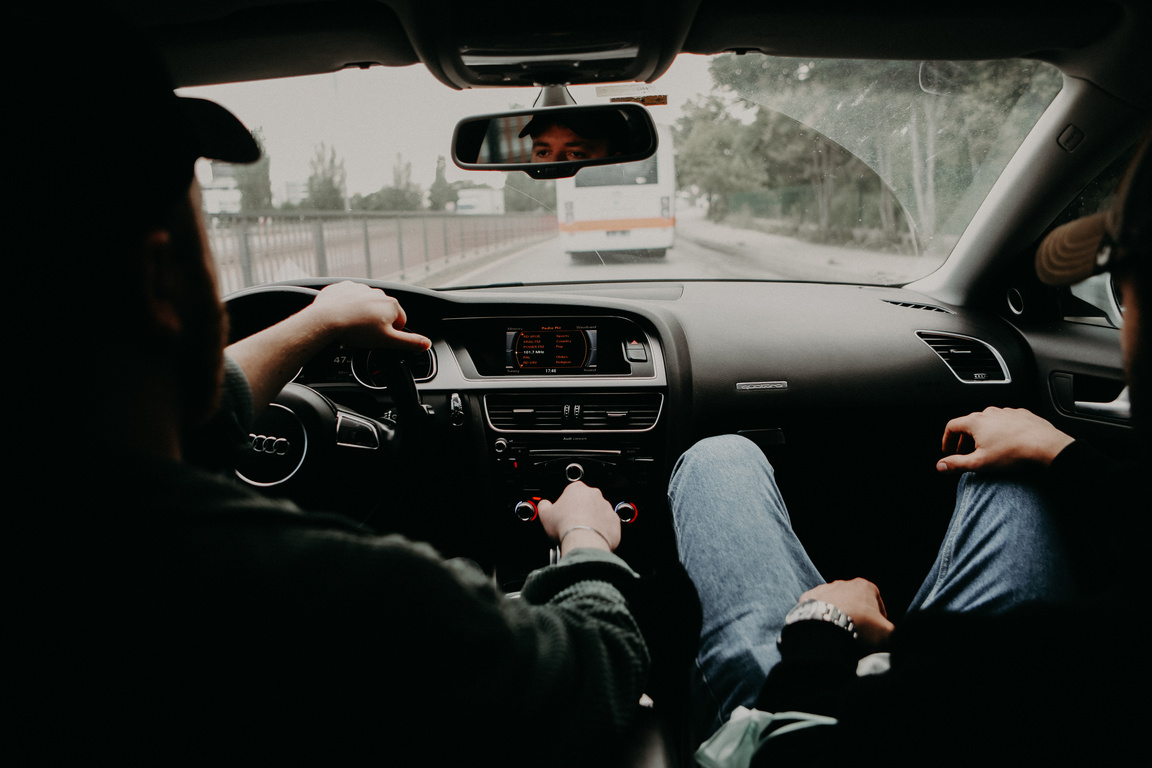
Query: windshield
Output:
[[182, 53, 1061, 294]]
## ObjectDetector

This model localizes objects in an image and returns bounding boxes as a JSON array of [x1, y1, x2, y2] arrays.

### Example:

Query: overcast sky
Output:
[[182, 54, 715, 203]]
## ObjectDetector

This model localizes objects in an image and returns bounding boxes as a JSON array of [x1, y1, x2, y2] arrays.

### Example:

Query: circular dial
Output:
[[352, 347, 435, 389]]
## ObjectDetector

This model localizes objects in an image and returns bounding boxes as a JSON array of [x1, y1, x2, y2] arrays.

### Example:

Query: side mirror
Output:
[[452, 103, 658, 179]]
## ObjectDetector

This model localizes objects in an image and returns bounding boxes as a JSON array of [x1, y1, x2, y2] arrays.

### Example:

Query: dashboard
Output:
[[226, 277, 1045, 604]]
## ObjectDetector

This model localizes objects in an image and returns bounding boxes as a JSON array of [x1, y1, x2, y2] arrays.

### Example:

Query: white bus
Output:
[[554, 123, 674, 259], [455, 187, 505, 215]]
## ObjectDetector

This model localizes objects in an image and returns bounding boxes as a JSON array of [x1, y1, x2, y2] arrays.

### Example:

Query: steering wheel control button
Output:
[[614, 502, 639, 523], [336, 413, 380, 450], [236, 403, 307, 487], [514, 500, 539, 522]]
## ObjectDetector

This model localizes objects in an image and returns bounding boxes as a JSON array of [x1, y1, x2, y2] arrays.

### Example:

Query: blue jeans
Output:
[[668, 435, 1075, 738]]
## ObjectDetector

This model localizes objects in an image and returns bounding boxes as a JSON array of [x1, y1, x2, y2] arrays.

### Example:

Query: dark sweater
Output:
[[752, 441, 1148, 765], [14, 363, 649, 765]]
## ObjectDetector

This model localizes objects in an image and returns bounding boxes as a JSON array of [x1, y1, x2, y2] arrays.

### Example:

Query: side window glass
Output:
[[1052, 147, 1134, 328]]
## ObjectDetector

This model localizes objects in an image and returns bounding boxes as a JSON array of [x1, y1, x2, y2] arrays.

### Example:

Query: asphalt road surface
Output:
[[435, 234, 788, 288], [431, 209, 937, 288]]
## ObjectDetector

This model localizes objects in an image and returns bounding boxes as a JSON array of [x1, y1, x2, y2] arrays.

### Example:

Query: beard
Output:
[[176, 266, 227, 434], [164, 198, 229, 435], [1130, 309, 1149, 449]]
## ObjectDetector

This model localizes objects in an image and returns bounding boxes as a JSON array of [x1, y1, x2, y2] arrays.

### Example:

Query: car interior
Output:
[[108, 0, 1149, 763]]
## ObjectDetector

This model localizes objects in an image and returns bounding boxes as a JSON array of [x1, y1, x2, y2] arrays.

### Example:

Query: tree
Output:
[[743, 107, 877, 240], [235, 128, 272, 212], [707, 54, 1061, 246], [427, 156, 457, 211], [303, 142, 346, 211], [350, 153, 423, 211], [673, 95, 762, 220], [710, 56, 928, 236]]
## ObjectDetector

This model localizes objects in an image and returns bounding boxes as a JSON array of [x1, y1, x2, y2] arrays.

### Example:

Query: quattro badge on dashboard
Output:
[[736, 381, 788, 391]]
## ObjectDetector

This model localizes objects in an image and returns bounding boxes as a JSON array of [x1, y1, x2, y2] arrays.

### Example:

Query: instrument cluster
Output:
[[293, 344, 437, 389]]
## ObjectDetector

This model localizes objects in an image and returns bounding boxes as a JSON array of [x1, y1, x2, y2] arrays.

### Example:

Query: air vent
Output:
[[580, 396, 662, 429], [884, 300, 954, 314], [486, 397, 564, 431], [917, 332, 1009, 383], [486, 393, 663, 432]]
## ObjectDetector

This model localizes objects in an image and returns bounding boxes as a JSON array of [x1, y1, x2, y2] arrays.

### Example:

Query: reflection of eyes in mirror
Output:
[[477, 111, 630, 164], [531, 124, 612, 163]]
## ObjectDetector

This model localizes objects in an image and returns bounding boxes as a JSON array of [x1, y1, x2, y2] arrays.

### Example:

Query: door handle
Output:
[[1073, 386, 1131, 421]]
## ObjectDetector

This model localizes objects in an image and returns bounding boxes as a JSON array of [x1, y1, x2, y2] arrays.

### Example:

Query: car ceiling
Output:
[[110, 0, 1151, 111]]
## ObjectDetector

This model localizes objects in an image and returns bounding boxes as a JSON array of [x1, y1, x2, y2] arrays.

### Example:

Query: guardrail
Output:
[[206, 210, 558, 294]]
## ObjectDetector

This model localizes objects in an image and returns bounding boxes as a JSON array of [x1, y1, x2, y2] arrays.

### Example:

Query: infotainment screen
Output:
[[506, 324, 598, 374], [445, 315, 647, 377]]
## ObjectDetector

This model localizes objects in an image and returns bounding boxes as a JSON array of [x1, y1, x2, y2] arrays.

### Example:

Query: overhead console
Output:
[[389, 0, 700, 88]]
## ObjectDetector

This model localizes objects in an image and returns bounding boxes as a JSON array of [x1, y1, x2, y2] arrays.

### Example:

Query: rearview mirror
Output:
[[452, 103, 658, 179]]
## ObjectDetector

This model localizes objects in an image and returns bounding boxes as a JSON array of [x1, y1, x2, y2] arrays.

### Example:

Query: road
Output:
[[433, 208, 937, 288], [435, 233, 785, 288]]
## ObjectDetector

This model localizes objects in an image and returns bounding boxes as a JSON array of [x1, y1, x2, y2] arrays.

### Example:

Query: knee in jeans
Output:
[[673, 434, 771, 482], [706, 433, 764, 460], [954, 470, 1051, 530], [959, 471, 1046, 507]]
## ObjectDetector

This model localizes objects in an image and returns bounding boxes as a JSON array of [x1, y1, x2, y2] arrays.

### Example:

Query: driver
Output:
[[12, 13, 648, 765], [522, 111, 628, 162]]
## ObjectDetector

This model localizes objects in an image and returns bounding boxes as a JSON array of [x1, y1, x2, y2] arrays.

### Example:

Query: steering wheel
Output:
[[226, 285, 431, 522]]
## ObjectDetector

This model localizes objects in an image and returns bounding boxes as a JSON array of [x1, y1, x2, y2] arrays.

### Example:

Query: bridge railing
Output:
[[206, 210, 558, 294]]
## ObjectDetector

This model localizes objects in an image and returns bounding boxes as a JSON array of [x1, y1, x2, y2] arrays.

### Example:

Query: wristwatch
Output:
[[776, 599, 858, 651]]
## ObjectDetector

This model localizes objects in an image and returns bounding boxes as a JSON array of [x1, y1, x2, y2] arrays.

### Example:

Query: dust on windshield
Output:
[[186, 54, 1061, 293]]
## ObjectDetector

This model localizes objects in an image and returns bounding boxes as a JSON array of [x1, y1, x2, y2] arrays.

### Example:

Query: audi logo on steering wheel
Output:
[[249, 434, 291, 455]]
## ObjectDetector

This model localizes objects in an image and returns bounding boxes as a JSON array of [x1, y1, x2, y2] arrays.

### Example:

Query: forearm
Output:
[[226, 305, 339, 416], [518, 551, 650, 748], [1044, 440, 1139, 589], [225, 282, 430, 418], [261, 531, 649, 764], [183, 355, 255, 468], [757, 621, 861, 716]]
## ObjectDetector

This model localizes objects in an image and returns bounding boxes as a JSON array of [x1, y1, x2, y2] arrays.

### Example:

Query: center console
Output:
[[443, 315, 667, 539]]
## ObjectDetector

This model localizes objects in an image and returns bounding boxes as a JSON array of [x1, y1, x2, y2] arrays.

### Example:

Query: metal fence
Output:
[[206, 210, 558, 294]]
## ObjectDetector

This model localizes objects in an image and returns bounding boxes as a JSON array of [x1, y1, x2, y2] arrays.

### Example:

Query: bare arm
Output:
[[226, 281, 430, 416], [935, 407, 1074, 474]]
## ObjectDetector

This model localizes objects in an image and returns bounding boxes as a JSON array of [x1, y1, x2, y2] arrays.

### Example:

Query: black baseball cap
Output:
[[19, 9, 260, 221], [518, 109, 628, 143]]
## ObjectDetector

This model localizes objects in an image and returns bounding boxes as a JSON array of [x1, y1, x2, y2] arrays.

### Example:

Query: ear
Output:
[[140, 228, 184, 338]]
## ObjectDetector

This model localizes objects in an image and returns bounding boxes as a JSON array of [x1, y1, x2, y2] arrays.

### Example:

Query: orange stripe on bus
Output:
[[559, 217, 675, 233]]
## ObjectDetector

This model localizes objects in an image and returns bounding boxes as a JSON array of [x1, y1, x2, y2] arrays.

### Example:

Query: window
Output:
[[1053, 146, 1136, 328]]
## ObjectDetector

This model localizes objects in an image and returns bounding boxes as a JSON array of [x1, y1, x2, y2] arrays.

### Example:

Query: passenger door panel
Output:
[[1017, 319, 1135, 457]]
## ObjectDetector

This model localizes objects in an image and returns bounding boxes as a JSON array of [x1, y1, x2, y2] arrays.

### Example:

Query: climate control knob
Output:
[[513, 500, 539, 522], [613, 502, 639, 524]]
